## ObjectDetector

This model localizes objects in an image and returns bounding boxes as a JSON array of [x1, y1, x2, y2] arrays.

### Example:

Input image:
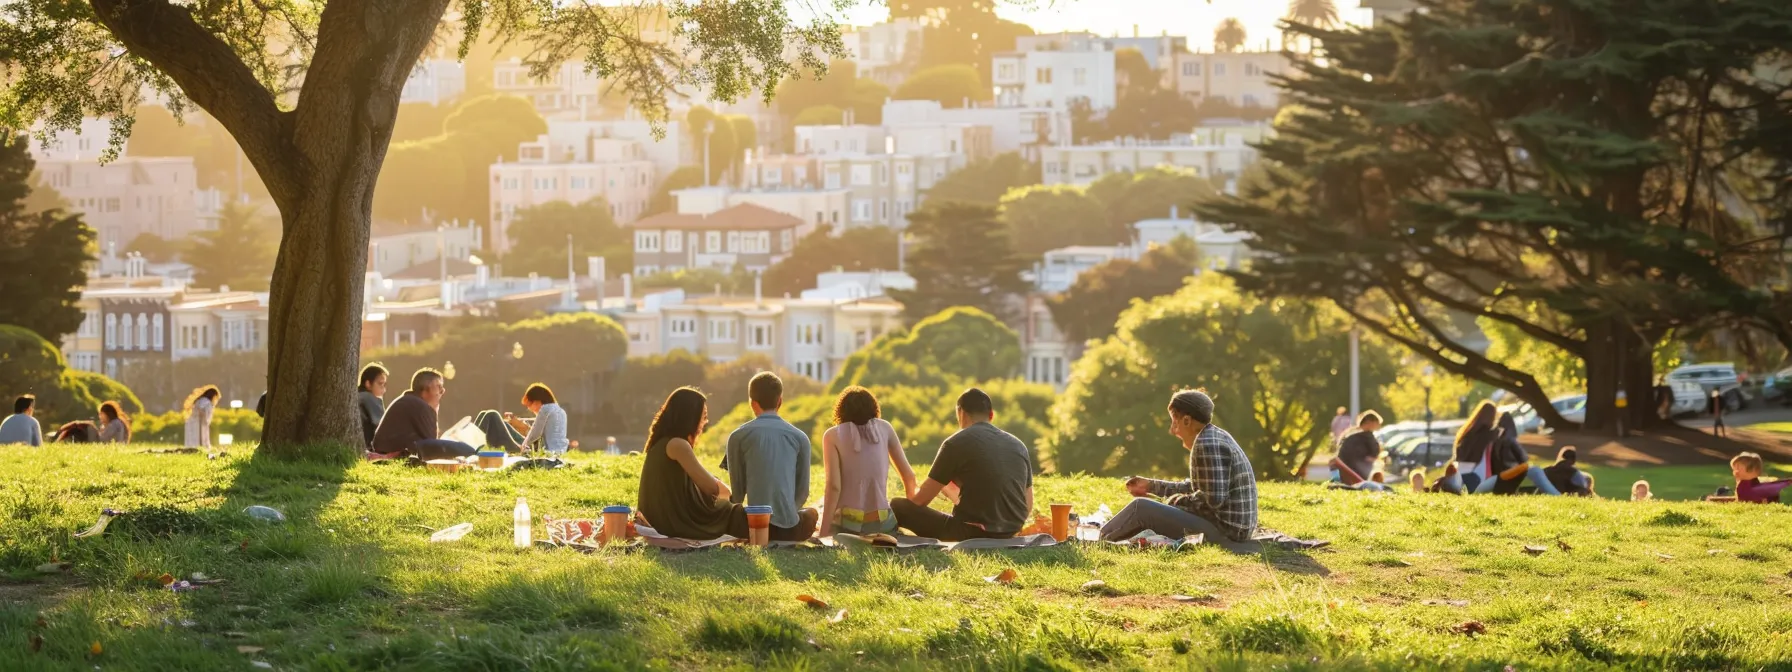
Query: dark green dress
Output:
[[638, 438, 737, 539]]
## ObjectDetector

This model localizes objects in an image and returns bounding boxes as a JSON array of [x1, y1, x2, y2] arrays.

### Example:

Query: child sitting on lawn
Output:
[[1731, 452, 1790, 504], [1631, 480, 1653, 501]]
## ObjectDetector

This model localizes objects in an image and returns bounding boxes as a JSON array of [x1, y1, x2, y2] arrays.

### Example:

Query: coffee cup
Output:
[[744, 505, 773, 547], [601, 505, 631, 545], [1049, 503, 1072, 542]]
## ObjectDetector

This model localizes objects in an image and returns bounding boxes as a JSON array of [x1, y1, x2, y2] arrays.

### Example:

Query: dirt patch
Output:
[[1519, 426, 1792, 467], [0, 577, 85, 608]]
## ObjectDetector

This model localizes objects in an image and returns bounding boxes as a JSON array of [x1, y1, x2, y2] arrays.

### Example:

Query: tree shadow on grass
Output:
[[1255, 548, 1332, 577]]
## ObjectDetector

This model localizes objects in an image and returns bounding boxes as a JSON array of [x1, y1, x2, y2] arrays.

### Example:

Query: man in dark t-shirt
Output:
[[891, 388, 1034, 541], [1335, 411, 1384, 484]]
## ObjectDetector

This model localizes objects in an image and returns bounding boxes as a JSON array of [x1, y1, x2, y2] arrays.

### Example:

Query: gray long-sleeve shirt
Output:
[[722, 412, 812, 528], [0, 413, 43, 446]]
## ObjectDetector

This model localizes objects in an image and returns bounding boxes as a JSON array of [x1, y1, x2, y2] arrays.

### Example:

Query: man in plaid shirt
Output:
[[1099, 389, 1260, 544]]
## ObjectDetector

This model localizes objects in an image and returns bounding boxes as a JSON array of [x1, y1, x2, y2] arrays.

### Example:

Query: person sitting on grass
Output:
[[356, 363, 389, 448], [820, 386, 920, 537], [1100, 389, 1260, 546], [485, 383, 571, 456], [721, 373, 819, 541], [370, 368, 476, 460], [97, 401, 131, 444], [635, 387, 740, 540], [1631, 480, 1654, 501], [0, 394, 43, 447], [53, 421, 99, 443], [891, 388, 1034, 542], [1332, 411, 1385, 488], [1471, 412, 1561, 495], [1731, 452, 1790, 504], [1452, 401, 1501, 491], [183, 386, 220, 453], [1542, 447, 1593, 496]]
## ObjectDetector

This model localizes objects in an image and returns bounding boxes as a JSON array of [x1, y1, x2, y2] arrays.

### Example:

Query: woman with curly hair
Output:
[[97, 400, 131, 443], [819, 386, 919, 536], [183, 385, 220, 451]]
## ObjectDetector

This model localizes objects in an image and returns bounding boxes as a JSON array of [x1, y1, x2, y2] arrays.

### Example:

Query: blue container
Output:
[[602, 505, 631, 515], [477, 451, 506, 459], [744, 505, 773, 515]]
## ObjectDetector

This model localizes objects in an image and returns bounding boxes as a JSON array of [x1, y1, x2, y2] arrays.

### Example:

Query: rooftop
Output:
[[632, 203, 804, 232]]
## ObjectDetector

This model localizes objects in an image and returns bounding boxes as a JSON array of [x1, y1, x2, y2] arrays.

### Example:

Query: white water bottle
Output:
[[513, 497, 532, 548]]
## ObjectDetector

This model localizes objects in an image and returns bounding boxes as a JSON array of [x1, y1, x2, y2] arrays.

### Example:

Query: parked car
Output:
[[1542, 395, 1587, 428], [1666, 363, 1749, 412], [1499, 402, 1545, 433], [1386, 437, 1455, 475], [1763, 367, 1792, 404]]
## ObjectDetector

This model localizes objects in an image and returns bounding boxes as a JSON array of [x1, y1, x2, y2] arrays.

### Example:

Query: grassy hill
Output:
[[2, 446, 1790, 670]]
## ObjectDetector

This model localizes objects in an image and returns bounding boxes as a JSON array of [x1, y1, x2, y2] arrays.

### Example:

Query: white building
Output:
[[631, 200, 813, 275], [614, 287, 903, 381], [401, 59, 467, 105], [803, 270, 915, 300], [527, 118, 692, 177], [669, 185, 850, 230], [1014, 31, 1189, 70], [881, 100, 1072, 161], [843, 18, 932, 87], [1030, 246, 1133, 294], [1166, 51, 1294, 109], [1039, 125, 1267, 186], [26, 117, 225, 251], [992, 49, 1118, 111], [368, 224, 483, 277], [489, 135, 658, 252], [494, 59, 606, 115]]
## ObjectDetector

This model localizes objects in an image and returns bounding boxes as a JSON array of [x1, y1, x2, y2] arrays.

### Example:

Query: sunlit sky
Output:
[[818, 0, 1370, 52]]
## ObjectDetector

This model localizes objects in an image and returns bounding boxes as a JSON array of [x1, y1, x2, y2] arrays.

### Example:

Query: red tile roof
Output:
[[631, 203, 803, 231]]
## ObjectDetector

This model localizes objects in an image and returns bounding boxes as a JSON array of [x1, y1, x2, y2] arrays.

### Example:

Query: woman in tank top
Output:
[[820, 386, 920, 536], [636, 387, 740, 539]]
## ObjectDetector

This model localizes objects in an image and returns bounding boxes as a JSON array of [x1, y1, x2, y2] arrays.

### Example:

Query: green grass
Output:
[[1747, 422, 1792, 435], [1581, 464, 1792, 502], [3, 445, 1792, 671]]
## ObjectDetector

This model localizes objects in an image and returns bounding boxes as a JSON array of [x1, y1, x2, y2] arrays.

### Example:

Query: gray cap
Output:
[[1170, 389, 1213, 424]]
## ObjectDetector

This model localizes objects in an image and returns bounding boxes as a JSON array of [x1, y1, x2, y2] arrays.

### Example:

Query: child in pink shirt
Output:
[[1731, 452, 1790, 504]]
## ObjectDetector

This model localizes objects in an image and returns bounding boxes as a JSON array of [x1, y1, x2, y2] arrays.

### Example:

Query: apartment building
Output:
[[844, 18, 932, 87], [401, 59, 467, 105], [34, 156, 223, 253], [1165, 50, 1294, 109], [489, 136, 656, 253], [670, 184, 849, 230], [793, 123, 993, 161], [368, 224, 482, 277], [615, 288, 904, 381], [1039, 126, 1266, 186], [736, 149, 959, 229], [493, 59, 606, 116], [1015, 31, 1188, 70], [169, 292, 269, 362], [992, 49, 1118, 111], [630, 203, 811, 275], [881, 100, 1071, 161], [92, 287, 180, 380]]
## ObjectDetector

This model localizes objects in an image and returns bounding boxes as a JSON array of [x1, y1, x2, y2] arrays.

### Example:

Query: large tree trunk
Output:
[[1582, 318, 1657, 433]]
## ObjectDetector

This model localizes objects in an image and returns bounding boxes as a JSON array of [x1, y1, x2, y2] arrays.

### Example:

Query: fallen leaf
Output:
[[796, 594, 830, 610], [828, 608, 848, 624], [236, 646, 264, 654], [1421, 599, 1471, 607], [191, 572, 209, 582], [806, 637, 822, 651], [1706, 549, 1723, 556], [33, 616, 46, 629], [90, 641, 102, 656], [1654, 552, 1675, 561], [1522, 546, 1547, 556], [157, 573, 176, 587], [1171, 594, 1205, 603], [251, 662, 274, 670], [906, 592, 924, 600], [1556, 539, 1573, 552], [1453, 621, 1487, 637], [28, 634, 42, 653], [984, 569, 1019, 584], [1081, 579, 1113, 594]]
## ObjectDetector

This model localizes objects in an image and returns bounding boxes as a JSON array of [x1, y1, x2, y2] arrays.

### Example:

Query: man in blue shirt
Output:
[[722, 372, 818, 540], [0, 394, 43, 446]]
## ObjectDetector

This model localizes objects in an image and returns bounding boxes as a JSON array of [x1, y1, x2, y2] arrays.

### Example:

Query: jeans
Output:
[[1098, 498, 1233, 542], [890, 498, 1015, 542], [726, 506, 820, 541], [1472, 466, 1562, 495], [412, 439, 477, 460], [474, 410, 525, 451]]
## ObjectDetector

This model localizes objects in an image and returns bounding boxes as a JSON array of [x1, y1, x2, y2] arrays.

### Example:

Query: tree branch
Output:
[[87, 0, 300, 205]]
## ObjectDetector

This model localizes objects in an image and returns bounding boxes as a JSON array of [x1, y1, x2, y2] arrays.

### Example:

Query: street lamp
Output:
[[443, 361, 456, 380], [1422, 365, 1436, 439]]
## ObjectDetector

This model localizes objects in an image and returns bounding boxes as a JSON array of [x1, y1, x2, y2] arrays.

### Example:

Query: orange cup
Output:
[[745, 505, 773, 547], [601, 506, 631, 545], [1049, 503, 1072, 542]]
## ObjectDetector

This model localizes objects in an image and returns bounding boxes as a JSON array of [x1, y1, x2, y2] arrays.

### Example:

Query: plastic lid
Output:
[[477, 451, 506, 457], [602, 505, 632, 514], [744, 505, 774, 514]]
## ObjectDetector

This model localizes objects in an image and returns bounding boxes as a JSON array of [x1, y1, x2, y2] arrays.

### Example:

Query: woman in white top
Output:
[[504, 383, 571, 456], [183, 385, 220, 450], [820, 386, 919, 536]]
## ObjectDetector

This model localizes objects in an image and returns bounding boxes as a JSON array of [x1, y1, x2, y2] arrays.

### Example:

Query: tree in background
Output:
[[888, 202, 1028, 321], [1103, 86, 1199, 141], [997, 185, 1113, 258], [607, 350, 708, 433], [1284, 0, 1339, 52], [893, 65, 988, 108], [646, 166, 707, 216], [909, 4, 1033, 88], [0, 325, 140, 426], [1086, 166, 1216, 239], [0, 135, 94, 341], [119, 350, 266, 414], [635, 266, 756, 296], [1, 0, 841, 452], [687, 107, 751, 185], [1202, 0, 1792, 431], [792, 105, 846, 128], [188, 202, 277, 292], [1044, 274, 1397, 479], [831, 306, 1022, 394], [925, 153, 1042, 206], [1046, 236, 1199, 346], [376, 94, 546, 228], [389, 102, 458, 145], [773, 60, 888, 127], [1214, 18, 1247, 53], [762, 225, 900, 297], [503, 199, 632, 279]]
